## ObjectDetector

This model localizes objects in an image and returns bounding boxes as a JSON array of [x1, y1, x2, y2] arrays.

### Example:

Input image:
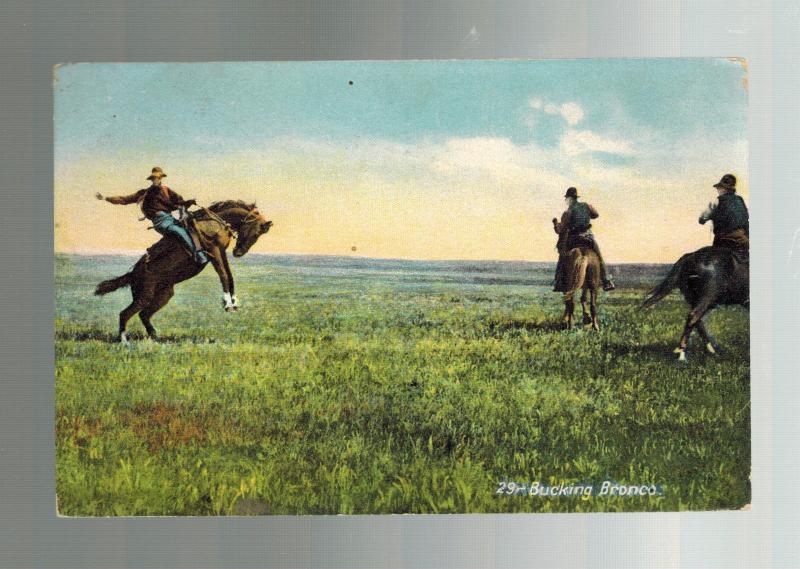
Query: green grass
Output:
[[55, 254, 750, 515]]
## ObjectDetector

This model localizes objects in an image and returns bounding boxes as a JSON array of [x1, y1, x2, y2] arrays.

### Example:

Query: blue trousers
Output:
[[151, 212, 208, 263]]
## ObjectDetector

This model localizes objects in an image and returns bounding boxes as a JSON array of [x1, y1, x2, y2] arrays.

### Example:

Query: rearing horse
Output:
[[94, 200, 273, 343]]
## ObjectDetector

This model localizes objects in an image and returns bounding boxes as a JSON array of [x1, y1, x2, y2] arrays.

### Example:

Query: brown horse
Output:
[[94, 200, 273, 343], [561, 245, 602, 330]]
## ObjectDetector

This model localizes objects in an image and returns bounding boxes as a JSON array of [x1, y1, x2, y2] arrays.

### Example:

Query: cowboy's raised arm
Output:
[[699, 202, 716, 224], [553, 209, 571, 234], [97, 188, 146, 205], [587, 203, 599, 219]]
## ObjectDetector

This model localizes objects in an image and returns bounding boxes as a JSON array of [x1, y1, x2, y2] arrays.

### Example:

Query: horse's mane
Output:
[[207, 200, 256, 212]]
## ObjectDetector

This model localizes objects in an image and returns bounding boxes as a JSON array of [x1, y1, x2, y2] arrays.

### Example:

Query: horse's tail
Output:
[[641, 253, 692, 309], [94, 272, 132, 296], [565, 249, 590, 298]]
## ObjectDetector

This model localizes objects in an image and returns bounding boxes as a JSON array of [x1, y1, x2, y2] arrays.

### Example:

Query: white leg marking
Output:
[[222, 292, 234, 310]]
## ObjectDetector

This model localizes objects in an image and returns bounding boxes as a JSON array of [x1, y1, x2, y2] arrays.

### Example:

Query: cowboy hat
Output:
[[713, 173, 736, 192], [564, 187, 579, 199], [146, 166, 167, 181]]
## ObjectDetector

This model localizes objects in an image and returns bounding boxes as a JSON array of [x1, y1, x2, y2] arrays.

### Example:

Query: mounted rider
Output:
[[96, 167, 208, 264], [552, 186, 615, 292], [699, 173, 749, 258]]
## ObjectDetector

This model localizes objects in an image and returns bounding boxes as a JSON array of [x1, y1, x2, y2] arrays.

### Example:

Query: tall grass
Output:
[[55, 254, 750, 515]]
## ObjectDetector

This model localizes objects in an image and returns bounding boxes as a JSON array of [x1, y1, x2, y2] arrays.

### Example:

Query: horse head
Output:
[[232, 204, 273, 258], [205, 200, 274, 258]]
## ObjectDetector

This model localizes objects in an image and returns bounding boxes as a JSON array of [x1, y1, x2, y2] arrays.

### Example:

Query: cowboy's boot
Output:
[[592, 240, 615, 291]]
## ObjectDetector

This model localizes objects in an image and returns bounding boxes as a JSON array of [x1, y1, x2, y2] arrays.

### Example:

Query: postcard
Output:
[[54, 59, 750, 515]]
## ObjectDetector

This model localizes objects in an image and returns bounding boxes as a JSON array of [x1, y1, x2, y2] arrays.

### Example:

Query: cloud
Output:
[[544, 103, 560, 115], [429, 136, 570, 190], [529, 98, 585, 126], [559, 103, 584, 126], [560, 129, 635, 156]]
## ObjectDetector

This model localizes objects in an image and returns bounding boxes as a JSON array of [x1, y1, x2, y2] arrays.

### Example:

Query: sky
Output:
[[54, 59, 748, 262]]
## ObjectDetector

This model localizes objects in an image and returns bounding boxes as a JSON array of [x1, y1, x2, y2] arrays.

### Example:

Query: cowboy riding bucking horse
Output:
[[94, 166, 273, 343], [96, 166, 209, 264]]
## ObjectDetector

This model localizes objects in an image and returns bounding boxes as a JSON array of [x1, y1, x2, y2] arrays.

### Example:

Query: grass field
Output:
[[55, 253, 750, 515]]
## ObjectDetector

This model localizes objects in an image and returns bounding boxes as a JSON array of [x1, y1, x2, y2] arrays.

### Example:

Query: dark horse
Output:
[[561, 245, 602, 330], [642, 246, 749, 361], [95, 200, 273, 343]]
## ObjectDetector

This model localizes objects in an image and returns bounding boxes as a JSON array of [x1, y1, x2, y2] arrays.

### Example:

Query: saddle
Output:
[[713, 229, 749, 265], [181, 216, 207, 256], [143, 212, 214, 265]]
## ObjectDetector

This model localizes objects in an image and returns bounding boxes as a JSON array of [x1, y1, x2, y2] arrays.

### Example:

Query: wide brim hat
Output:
[[146, 167, 167, 181], [564, 187, 579, 198], [713, 173, 736, 192]]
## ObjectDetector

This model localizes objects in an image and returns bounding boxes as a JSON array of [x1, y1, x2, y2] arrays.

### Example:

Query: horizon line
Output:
[[54, 250, 673, 266]]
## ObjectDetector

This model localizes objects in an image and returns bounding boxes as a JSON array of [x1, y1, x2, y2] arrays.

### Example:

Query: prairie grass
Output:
[[55, 254, 750, 515]]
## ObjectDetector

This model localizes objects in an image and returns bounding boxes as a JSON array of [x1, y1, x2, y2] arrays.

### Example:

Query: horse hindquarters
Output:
[[562, 251, 589, 329], [118, 248, 198, 342], [138, 286, 176, 339]]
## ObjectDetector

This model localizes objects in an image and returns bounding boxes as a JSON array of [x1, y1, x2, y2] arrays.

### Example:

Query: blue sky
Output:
[[55, 59, 748, 261], [56, 59, 746, 157]]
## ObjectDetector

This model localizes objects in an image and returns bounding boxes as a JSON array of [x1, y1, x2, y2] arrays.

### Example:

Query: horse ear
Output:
[[249, 202, 257, 210]]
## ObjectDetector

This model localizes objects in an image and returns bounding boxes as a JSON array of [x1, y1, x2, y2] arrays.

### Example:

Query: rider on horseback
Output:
[[699, 173, 749, 257], [552, 187, 615, 292], [96, 167, 208, 264]]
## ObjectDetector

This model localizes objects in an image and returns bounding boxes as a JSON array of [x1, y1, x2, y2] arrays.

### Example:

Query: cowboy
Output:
[[552, 187, 615, 291], [96, 167, 208, 264], [699, 173, 749, 256]]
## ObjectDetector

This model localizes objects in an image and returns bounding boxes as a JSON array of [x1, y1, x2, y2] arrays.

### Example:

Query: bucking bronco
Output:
[[94, 200, 272, 344]]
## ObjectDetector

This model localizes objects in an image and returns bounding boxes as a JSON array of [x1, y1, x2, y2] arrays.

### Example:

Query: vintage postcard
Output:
[[54, 60, 750, 515]]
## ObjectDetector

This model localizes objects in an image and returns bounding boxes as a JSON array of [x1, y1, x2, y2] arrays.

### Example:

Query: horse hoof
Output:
[[119, 332, 130, 346], [676, 350, 688, 363], [705, 342, 720, 355]]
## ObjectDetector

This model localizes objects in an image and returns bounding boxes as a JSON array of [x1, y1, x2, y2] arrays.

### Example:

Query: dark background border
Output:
[[1, 1, 798, 567]]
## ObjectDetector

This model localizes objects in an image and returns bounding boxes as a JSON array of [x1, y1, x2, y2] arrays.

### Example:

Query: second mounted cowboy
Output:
[[96, 167, 209, 264], [699, 173, 749, 258], [552, 186, 615, 292]]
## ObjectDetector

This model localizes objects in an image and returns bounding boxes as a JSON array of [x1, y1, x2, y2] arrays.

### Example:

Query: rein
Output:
[[196, 206, 235, 237]]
